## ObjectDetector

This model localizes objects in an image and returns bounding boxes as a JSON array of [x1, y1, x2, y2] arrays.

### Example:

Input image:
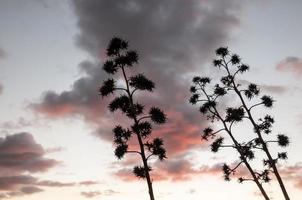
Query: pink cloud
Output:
[[279, 163, 302, 190], [276, 56, 302, 78], [32, 0, 243, 184]]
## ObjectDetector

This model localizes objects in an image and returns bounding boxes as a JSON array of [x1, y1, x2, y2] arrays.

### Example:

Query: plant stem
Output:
[[121, 66, 155, 200], [224, 60, 290, 200], [201, 87, 270, 200]]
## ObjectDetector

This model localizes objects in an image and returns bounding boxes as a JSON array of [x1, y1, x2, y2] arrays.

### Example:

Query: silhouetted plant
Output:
[[190, 47, 290, 200], [99, 37, 167, 200]]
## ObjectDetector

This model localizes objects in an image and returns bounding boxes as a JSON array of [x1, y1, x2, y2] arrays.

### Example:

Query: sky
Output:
[[0, 0, 302, 199]]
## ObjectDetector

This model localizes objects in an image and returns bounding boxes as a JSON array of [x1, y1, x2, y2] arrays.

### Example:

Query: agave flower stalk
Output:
[[212, 47, 290, 200], [100, 38, 167, 200], [190, 47, 291, 200], [190, 77, 270, 200]]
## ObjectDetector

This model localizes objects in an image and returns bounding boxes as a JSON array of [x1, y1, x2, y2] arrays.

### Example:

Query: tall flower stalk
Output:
[[99, 38, 167, 200], [190, 47, 290, 200]]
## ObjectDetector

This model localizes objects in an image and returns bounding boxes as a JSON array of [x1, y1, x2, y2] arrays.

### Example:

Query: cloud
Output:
[[0, 175, 75, 199], [276, 56, 302, 78], [0, 132, 58, 174], [260, 84, 287, 94], [79, 181, 99, 186], [81, 189, 119, 198], [81, 191, 102, 198], [279, 163, 302, 190], [238, 79, 288, 95], [0, 175, 37, 191], [0, 133, 69, 198], [36, 180, 75, 187], [45, 146, 65, 154], [0, 48, 6, 60], [19, 186, 44, 194], [0, 177, 45, 199], [33, 0, 243, 181], [0, 84, 3, 95], [114, 157, 201, 182], [113, 158, 254, 183], [198, 162, 302, 191], [0, 117, 32, 130], [0, 186, 43, 199]]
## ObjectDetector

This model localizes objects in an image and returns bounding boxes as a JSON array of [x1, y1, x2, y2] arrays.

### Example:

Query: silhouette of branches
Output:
[[190, 47, 291, 200], [100, 37, 167, 200]]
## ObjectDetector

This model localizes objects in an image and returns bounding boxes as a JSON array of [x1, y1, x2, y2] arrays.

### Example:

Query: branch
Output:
[[240, 178, 255, 183], [231, 161, 244, 172], [249, 102, 264, 111], [213, 128, 226, 135], [266, 140, 278, 144], [115, 87, 128, 92], [137, 115, 151, 123], [130, 88, 138, 97], [197, 99, 209, 102], [221, 145, 235, 148], [146, 153, 154, 160], [126, 150, 141, 155], [229, 120, 235, 132]]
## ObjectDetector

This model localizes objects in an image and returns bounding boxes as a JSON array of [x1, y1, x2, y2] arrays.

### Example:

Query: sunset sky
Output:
[[0, 0, 302, 199]]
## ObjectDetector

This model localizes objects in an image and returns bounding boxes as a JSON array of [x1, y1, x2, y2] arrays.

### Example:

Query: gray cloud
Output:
[[34, 0, 242, 141], [0, 48, 6, 59], [0, 175, 37, 191], [0, 132, 99, 198], [0, 117, 32, 130], [33, 0, 243, 182], [19, 186, 44, 194], [0, 133, 58, 174], [0, 84, 3, 95], [238, 79, 288, 95], [0, 133, 67, 198]]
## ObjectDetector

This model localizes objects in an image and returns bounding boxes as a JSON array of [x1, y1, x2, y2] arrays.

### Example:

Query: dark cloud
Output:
[[33, 0, 243, 181], [0, 175, 75, 199], [0, 186, 43, 199], [0, 132, 58, 174], [0, 133, 70, 198], [276, 56, 302, 78], [19, 186, 44, 194], [0, 175, 36, 191]]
